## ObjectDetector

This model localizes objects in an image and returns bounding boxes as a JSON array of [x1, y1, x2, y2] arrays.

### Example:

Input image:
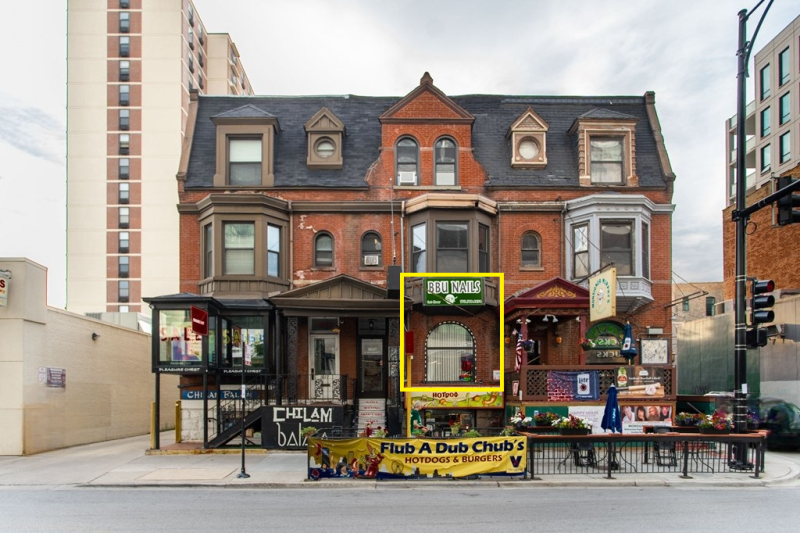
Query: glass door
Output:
[[309, 335, 339, 400], [360, 338, 385, 397]]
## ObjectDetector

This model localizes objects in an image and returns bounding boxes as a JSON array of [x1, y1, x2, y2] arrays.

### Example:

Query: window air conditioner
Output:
[[398, 171, 416, 185], [363, 254, 380, 266]]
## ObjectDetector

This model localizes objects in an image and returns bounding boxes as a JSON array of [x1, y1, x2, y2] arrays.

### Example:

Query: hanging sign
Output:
[[589, 268, 616, 321], [190, 306, 208, 335], [0, 269, 9, 307]]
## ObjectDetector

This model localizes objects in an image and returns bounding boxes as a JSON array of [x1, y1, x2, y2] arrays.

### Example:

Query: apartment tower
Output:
[[67, 0, 252, 314]]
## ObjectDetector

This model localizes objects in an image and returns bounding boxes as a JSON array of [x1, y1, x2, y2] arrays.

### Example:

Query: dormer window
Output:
[[305, 107, 344, 169], [509, 107, 549, 169], [569, 108, 638, 187], [396, 137, 419, 185], [212, 104, 279, 187]]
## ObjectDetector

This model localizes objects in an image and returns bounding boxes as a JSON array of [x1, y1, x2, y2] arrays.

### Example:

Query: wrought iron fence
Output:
[[526, 433, 765, 478]]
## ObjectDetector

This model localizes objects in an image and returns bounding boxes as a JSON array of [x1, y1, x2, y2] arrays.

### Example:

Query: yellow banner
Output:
[[308, 437, 527, 479]]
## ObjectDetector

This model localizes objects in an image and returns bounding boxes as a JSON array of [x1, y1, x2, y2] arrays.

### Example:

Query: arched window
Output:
[[425, 322, 475, 383], [361, 231, 382, 267], [434, 137, 457, 185], [521, 231, 541, 267], [314, 232, 333, 267], [396, 137, 419, 185]]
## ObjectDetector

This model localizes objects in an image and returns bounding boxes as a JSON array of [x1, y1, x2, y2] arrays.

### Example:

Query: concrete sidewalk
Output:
[[0, 432, 797, 489]]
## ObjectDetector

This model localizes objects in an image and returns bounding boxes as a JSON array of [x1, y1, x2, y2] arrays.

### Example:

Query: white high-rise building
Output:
[[67, 0, 253, 315]]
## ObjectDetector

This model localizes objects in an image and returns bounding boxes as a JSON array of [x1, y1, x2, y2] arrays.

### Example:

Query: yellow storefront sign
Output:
[[408, 391, 503, 409], [308, 436, 527, 479]]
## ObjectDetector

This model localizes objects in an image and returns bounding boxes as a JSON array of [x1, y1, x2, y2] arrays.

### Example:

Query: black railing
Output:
[[525, 433, 765, 478]]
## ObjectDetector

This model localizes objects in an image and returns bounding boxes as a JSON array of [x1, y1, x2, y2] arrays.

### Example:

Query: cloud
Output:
[[0, 95, 65, 165]]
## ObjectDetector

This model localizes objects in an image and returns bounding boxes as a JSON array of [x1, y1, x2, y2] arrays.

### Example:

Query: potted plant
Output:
[[464, 428, 482, 438], [534, 412, 559, 426], [449, 422, 461, 436], [509, 411, 532, 428], [698, 413, 734, 434], [301, 426, 317, 439], [675, 412, 704, 427], [553, 415, 592, 435], [580, 338, 596, 351]]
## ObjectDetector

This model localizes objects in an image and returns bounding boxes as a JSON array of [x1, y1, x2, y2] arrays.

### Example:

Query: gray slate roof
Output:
[[184, 94, 668, 189]]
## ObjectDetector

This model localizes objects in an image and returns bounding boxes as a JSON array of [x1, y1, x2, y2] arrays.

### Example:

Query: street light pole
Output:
[[733, 1, 772, 469]]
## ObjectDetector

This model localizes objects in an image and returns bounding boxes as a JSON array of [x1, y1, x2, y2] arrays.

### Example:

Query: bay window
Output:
[[224, 222, 255, 275]]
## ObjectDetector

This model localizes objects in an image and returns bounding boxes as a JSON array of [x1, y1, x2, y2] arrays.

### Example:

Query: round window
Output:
[[519, 138, 540, 160], [315, 138, 335, 159]]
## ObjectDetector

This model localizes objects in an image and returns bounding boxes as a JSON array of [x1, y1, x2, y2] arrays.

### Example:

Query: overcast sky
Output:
[[0, 1, 796, 309]]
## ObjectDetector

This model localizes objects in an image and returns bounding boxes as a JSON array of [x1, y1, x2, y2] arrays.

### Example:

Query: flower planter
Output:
[[699, 427, 732, 435], [558, 428, 591, 436]]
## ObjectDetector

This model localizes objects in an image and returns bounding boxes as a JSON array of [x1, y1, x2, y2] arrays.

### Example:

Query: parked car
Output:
[[703, 392, 800, 450]]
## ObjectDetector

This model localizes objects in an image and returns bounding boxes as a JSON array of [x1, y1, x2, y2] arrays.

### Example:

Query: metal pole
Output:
[[237, 356, 249, 478], [154, 372, 160, 449], [733, 8, 748, 438]]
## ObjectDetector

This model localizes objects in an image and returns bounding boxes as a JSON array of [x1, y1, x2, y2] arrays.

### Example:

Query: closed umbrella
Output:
[[601, 384, 622, 433], [620, 322, 637, 365]]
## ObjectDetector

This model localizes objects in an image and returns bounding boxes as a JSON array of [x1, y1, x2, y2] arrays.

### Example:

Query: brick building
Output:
[[146, 73, 676, 447]]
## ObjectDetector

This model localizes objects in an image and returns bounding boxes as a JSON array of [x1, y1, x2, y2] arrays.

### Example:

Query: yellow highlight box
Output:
[[400, 272, 504, 393]]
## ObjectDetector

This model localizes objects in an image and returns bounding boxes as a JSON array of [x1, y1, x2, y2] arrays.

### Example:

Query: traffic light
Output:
[[776, 177, 800, 226], [747, 279, 775, 348]]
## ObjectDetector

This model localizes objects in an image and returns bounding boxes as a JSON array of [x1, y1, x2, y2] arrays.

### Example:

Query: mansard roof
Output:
[[184, 90, 671, 189]]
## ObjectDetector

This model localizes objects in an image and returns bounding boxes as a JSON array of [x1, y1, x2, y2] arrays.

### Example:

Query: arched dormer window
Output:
[[434, 137, 457, 185], [396, 137, 419, 185], [521, 231, 541, 268], [314, 232, 334, 268], [361, 231, 382, 267]]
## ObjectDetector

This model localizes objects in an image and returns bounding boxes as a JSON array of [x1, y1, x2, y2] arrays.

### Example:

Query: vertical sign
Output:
[[0, 269, 10, 307], [190, 306, 208, 335], [589, 267, 616, 322]]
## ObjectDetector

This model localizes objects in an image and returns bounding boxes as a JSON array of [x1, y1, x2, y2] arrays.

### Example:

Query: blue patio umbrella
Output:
[[620, 322, 637, 364], [601, 384, 623, 433]]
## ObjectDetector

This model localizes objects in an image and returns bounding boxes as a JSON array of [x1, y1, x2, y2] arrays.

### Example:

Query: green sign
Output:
[[424, 278, 484, 306]]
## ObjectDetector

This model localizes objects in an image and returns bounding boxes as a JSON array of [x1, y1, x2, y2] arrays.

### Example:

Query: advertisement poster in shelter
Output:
[[307, 436, 526, 479], [620, 404, 673, 434]]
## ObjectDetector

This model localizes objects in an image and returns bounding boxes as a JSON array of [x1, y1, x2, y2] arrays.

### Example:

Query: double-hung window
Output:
[[434, 138, 457, 185], [119, 134, 130, 155], [119, 109, 129, 130], [761, 107, 770, 137], [396, 138, 419, 185], [228, 138, 262, 185], [119, 60, 130, 81], [118, 256, 129, 278], [412, 223, 426, 273], [119, 182, 129, 204], [119, 231, 130, 253], [119, 207, 129, 228], [119, 84, 130, 106], [761, 144, 771, 173], [600, 221, 633, 276], [314, 233, 333, 267], [119, 158, 129, 179], [521, 231, 541, 268], [572, 224, 589, 278], [203, 224, 213, 278], [119, 12, 129, 33], [119, 36, 130, 57], [361, 231, 382, 267], [224, 223, 255, 275], [119, 280, 129, 302], [267, 224, 280, 277], [590, 137, 623, 183], [436, 222, 468, 272]]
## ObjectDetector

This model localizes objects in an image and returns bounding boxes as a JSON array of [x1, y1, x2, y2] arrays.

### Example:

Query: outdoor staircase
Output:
[[208, 405, 264, 448]]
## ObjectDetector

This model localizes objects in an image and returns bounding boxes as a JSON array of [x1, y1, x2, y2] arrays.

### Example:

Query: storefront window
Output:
[[426, 322, 475, 382], [158, 309, 203, 366], [222, 316, 266, 368]]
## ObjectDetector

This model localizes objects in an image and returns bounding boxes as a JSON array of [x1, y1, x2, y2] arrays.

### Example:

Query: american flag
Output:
[[515, 331, 523, 372]]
